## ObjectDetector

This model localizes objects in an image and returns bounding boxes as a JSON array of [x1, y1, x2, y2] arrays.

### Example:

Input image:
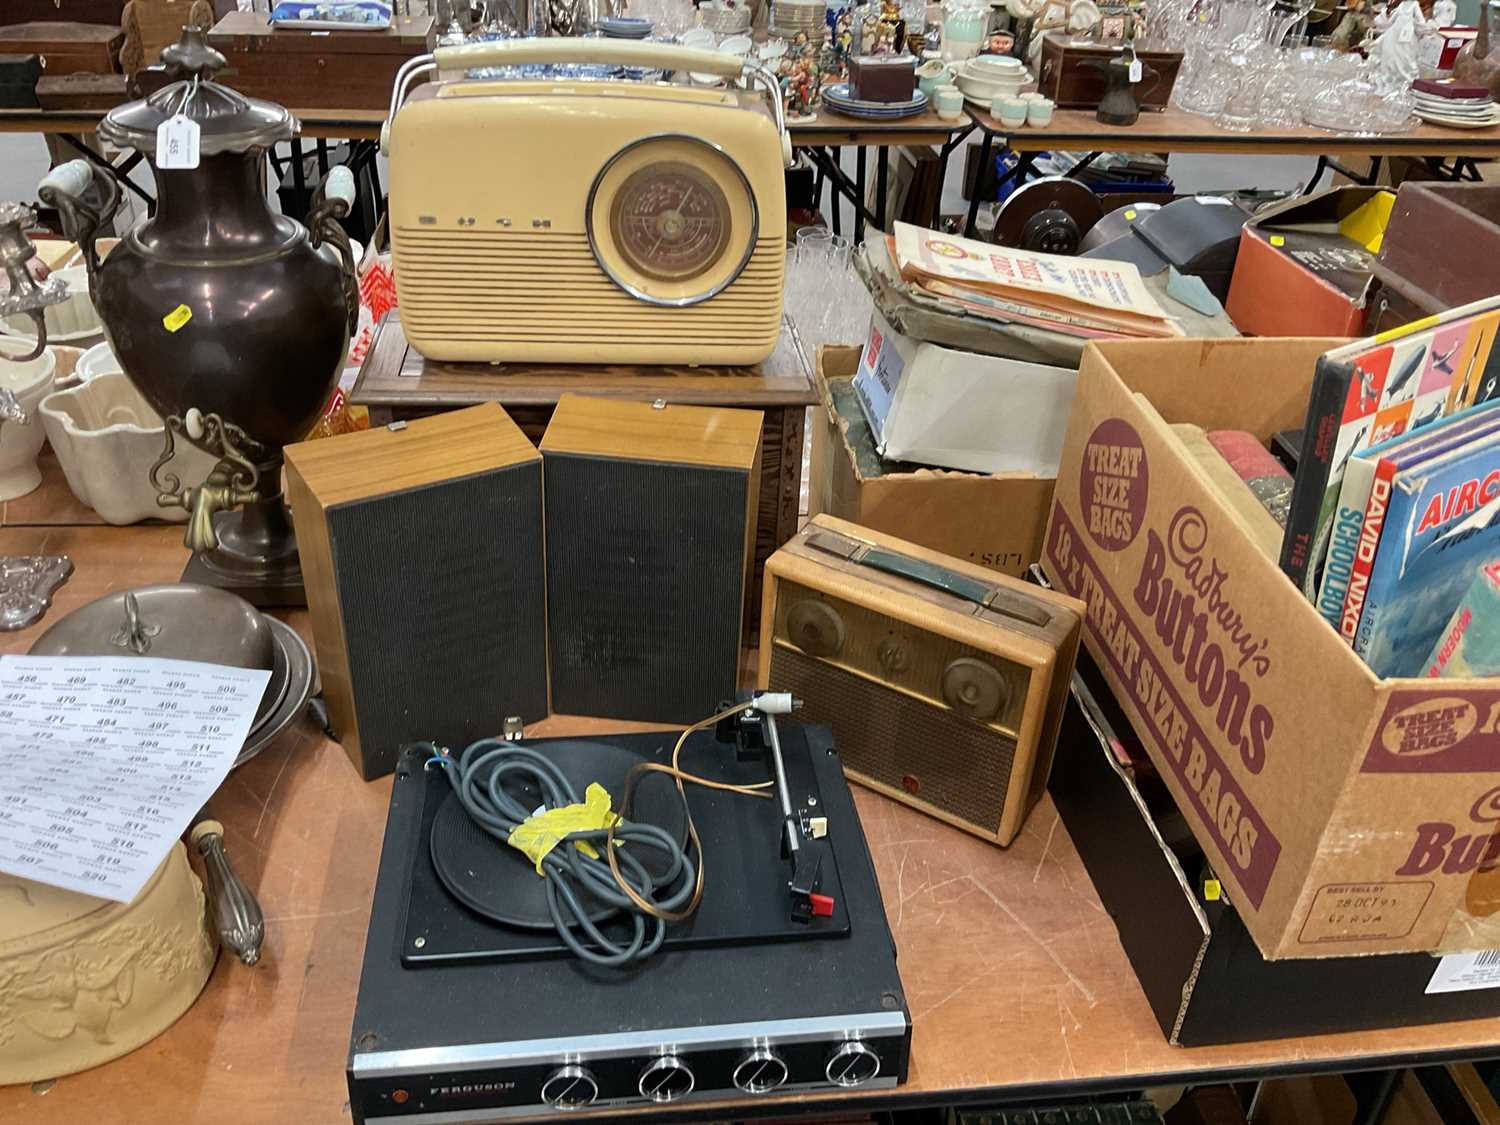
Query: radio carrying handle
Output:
[[386, 38, 792, 165], [806, 530, 1054, 629]]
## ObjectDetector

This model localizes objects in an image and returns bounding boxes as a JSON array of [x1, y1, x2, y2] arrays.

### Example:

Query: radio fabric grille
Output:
[[393, 229, 784, 343], [769, 646, 1016, 834], [546, 454, 746, 723], [328, 464, 548, 776]]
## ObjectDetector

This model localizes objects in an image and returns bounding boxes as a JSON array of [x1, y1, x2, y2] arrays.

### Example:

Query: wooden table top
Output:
[[969, 104, 1500, 157], [0, 103, 965, 147], [351, 312, 820, 411], [3, 503, 1500, 1123]]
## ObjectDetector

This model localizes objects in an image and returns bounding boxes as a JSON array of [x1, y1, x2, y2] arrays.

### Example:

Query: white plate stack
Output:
[[1413, 87, 1500, 129], [771, 0, 828, 40]]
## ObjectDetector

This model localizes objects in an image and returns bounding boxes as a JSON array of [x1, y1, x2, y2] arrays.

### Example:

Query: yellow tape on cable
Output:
[[507, 783, 620, 875]]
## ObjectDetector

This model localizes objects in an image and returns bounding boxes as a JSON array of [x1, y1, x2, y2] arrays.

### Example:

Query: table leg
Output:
[[855, 146, 868, 243], [934, 123, 977, 229], [291, 137, 307, 209], [1301, 155, 1329, 195], [829, 147, 841, 237], [875, 145, 889, 233], [963, 130, 996, 238]]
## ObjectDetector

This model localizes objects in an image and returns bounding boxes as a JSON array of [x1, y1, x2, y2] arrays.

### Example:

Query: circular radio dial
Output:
[[825, 1040, 882, 1088], [541, 1064, 598, 1110], [638, 1054, 695, 1103], [733, 1047, 789, 1094]]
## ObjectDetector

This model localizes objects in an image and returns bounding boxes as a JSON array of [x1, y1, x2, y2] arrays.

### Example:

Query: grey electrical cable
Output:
[[420, 737, 695, 967]]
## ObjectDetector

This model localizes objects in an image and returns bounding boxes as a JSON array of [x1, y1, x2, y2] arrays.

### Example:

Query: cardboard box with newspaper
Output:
[[1042, 336, 1500, 960], [814, 346, 1055, 577]]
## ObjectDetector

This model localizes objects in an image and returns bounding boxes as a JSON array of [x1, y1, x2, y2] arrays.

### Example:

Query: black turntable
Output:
[[347, 716, 910, 1123]]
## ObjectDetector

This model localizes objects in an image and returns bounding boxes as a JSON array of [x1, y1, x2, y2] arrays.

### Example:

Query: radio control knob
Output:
[[825, 1040, 881, 1087], [733, 1047, 789, 1094], [541, 1064, 597, 1109], [638, 1054, 694, 1103], [787, 599, 846, 657]]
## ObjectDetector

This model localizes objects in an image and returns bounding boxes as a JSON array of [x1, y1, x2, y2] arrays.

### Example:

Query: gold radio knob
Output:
[[941, 658, 1009, 721], [787, 600, 845, 657]]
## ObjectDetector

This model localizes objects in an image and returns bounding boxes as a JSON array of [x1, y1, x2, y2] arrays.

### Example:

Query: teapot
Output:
[[1085, 51, 1158, 125], [39, 26, 358, 603]]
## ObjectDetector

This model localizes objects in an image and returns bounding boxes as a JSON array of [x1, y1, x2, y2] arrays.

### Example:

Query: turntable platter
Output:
[[429, 739, 689, 931]]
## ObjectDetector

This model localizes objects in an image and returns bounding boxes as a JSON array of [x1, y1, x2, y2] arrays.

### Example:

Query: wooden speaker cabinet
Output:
[[285, 403, 547, 780], [760, 515, 1085, 846], [541, 393, 763, 723]]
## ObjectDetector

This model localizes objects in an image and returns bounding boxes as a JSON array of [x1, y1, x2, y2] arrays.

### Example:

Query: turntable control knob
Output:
[[825, 1040, 882, 1088], [541, 1064, 598, 1109], [733, 1047, 789, 1094], [638, 1054, 695, 1103]]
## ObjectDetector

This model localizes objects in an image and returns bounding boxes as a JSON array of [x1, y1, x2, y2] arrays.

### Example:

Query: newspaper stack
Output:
[[891, 222, 1183, 341]]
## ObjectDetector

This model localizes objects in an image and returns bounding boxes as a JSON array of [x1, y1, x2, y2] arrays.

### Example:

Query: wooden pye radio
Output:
[[383, 38, 790, 365], [760, 516, 1084, 845]]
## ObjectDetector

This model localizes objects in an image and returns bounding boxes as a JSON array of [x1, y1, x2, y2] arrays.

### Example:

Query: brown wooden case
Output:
[[1035, 32, 1181, 111], [285, 403, 548, 780], [541, 393, 763, 724], [0, 22, 124, 76], [759, 514, 1084, 846], [6, 2, 125, 21], [207, 11, 434, 111]]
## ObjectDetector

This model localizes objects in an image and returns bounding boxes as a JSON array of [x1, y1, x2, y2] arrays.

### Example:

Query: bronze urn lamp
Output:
[[40, 26, 359, 605]]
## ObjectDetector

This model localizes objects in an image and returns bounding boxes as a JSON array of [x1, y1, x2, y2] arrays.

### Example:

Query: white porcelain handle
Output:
[[38, 159, 93, 202]]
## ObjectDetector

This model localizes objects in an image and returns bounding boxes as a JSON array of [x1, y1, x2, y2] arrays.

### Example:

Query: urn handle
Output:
[[37, 158, 122, 289], [191, 819, 264, 967], [308, 165, 360, 333]]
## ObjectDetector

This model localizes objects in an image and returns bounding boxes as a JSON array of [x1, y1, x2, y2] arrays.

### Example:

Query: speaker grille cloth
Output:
[[769, 645, 1016, 833], [328, 463, 547, 776], [546, 454, 746, 723], [394, 229, 784, 346]]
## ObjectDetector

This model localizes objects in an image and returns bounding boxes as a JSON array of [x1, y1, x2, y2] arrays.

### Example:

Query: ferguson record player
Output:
[[347, 720, 910, 1123]]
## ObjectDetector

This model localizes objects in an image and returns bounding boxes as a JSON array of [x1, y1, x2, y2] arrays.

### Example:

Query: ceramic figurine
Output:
[[1454, 0, 1500, 98], [1433, 0, 1458, 24], [873, 0, 905, 51], [1366, 0, 1432, 86]]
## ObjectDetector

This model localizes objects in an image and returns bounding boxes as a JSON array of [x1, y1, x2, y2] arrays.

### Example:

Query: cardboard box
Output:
[[814, 346, 1054, 578], [1053, 645, 1500, 1043], [1225, 188, 1392, 338], [852, 309, 1077, 475], [1042, 336, 1500, 960]]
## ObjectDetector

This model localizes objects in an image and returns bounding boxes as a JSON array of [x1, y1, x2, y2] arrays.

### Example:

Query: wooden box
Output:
[[1035, 32, 1181, 111], [0, 22, 124, 76], [207, 11, 435, 111], [0, 54, 42, 108], [36, 71, 127, 109], [6, 1, 124, 21]]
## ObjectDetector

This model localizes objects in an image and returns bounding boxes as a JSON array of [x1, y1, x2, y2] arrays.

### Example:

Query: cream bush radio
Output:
[[383, 38, 790, 365]]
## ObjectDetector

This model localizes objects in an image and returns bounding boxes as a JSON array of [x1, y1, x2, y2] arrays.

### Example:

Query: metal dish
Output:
[[237, 616, 314, 768]]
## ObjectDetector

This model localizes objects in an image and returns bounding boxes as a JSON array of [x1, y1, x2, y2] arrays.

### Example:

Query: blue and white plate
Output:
[[821, 84, 928, 118], [596, 16, 654, 36]]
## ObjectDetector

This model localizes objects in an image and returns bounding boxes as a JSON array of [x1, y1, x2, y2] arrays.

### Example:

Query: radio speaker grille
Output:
[[768, 645, 1017, 835], [327, 464, 548, 777], [393, 229, 784, 345]]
